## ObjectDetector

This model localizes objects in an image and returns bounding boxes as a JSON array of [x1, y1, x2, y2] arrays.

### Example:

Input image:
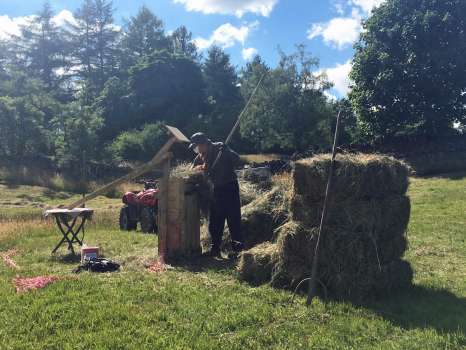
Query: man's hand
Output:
[[193, 164, 207, 171]]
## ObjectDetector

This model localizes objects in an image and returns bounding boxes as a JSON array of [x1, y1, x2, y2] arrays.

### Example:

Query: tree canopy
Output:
[[350, 0, 466, 141], [1, 0, 462, 176]]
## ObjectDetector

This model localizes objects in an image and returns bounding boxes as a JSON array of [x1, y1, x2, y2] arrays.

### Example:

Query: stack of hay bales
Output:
[[238, 153, 413, 300]]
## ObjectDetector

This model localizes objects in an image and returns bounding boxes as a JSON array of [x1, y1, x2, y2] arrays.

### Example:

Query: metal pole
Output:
[[306, 110, 342, 305]]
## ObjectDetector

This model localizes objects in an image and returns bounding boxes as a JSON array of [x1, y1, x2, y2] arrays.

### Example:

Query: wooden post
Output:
[[158, 156, 171, 263], [158, 170, 202, 260]]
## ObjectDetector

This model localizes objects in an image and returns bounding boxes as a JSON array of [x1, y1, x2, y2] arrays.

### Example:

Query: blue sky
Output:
[[0, 0, 385, 98]]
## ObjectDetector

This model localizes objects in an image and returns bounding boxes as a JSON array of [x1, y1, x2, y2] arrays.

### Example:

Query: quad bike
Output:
[[119, 181, 159, 233]]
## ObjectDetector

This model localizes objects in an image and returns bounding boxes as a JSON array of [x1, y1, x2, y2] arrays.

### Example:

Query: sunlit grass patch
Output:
[[0, 172, 464, 349]]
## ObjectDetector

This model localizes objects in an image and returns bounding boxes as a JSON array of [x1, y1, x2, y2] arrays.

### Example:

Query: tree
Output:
[[0, 72, 59, 158], [195, 46, 243, 140], [170, 26, 198, 60], [350, 0, 466, 141], [239, 48, 332, 153], [128, 50, 206, 129], [120, 6, 169, 69], [93, 76, 132, 141], [13, 2, 69, 92], [70, 0, 119, 97], [53, 101, 104, 170]]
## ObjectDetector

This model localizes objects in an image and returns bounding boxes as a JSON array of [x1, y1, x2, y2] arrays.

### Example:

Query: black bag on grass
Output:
[[74, 257, 120, 273]]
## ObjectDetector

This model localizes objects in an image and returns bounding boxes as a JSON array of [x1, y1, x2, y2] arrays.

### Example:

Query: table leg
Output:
[[52, 216, 79, 254]]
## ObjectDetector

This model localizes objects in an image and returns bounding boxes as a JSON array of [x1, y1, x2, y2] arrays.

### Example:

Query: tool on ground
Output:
[[306, 109, 342, 305]]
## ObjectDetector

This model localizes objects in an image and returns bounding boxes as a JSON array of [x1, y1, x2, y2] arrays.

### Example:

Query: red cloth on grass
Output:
[[13, 276, 61, 293]]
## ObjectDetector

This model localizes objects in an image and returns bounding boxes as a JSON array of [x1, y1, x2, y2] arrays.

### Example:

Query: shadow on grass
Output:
[[417, 171, 466, 181], [50, 252, 81, 264], [4, 182, 20, 189], [168, 255, 237, 274], [363, 285, 466, 336]]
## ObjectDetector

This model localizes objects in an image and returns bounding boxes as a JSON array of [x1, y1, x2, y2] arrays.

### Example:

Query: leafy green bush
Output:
[[109, 122, 168, 162]]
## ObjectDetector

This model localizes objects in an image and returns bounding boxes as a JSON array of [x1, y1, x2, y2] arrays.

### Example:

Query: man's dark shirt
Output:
[[193, 142, 240, 188]]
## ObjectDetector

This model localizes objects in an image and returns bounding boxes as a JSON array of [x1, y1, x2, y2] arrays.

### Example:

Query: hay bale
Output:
[[271, 222, 316, 288], [237, 242, 279, 285], [271, 221, 411, 300], [240, 187, 289, 249], [323, 259, 413, 300], [245, 154, 414, 300], [291, 195, 410, 240], [293, 154, 409, 201]]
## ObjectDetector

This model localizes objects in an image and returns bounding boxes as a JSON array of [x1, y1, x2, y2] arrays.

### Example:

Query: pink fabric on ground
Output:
[[13, 276, 61, 293], [1, 249, 19, 269], [147, 260, 167, 274]]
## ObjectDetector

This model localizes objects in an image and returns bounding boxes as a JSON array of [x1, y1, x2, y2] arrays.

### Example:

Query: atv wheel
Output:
[[119, 206, 137, 231], [140, 207, 156, 233]]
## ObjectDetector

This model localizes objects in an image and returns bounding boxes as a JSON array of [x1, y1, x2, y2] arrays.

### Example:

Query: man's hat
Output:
[[189, 132, 210, 150]]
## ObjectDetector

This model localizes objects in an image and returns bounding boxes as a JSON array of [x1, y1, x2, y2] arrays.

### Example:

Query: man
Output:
[[190, 132, 244, 257]]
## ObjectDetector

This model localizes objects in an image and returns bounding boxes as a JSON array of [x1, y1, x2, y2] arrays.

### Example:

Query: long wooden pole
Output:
[[67, 137, 176, 209], [209, 73, 266, 173], [306, 110, 342, 305], [225, 73, 266, 146]]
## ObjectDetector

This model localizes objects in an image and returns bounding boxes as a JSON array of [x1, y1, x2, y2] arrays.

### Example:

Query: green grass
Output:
[[0, 173, 465, 349]]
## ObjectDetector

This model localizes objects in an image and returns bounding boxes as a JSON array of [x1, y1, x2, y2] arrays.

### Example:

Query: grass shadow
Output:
[[4, 182, 20, 189], [50, 252, 82, 265], [362, 285, 466, 336], [417, 171, 466, 181], [168, 255, 237, 274]]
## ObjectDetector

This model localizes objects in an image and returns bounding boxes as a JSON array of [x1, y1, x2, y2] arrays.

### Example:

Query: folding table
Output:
[[44, 208, 94, 254]]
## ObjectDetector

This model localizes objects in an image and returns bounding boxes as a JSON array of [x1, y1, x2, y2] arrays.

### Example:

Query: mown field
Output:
[[0, 173, 465, 349]]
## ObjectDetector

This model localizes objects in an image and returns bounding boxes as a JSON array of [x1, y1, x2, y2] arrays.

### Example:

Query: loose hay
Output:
[[239, 187, 288, 249], [170, 163, 212, 217], [239, 179, 263, 206], [237, 242, 279, 285]]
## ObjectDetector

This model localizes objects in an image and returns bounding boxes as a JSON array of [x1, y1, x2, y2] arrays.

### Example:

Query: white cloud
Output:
[[308, 16, 362, 49], [323, 60, 352, 97], [350, 0, 385, 14], [174, 0, 278, 17], [0, 10, 80, 40], [51, 10, 78, 27], [194, 22, 256, 50], [0, 15, 33, 40], [324, 90, 338, 101], [242, 47, 258, 60]]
